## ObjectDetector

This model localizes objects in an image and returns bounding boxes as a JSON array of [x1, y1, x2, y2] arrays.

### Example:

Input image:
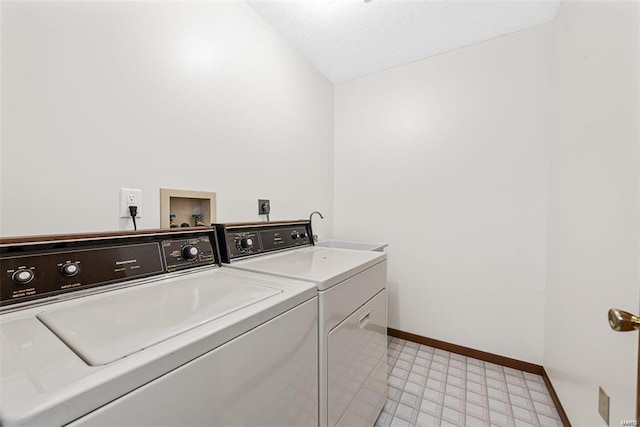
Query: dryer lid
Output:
[[36, 272, 281, 366], [233, 247, 386, 291]]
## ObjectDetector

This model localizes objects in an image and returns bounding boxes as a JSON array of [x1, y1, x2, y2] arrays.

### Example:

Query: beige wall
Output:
[[334, 25, 552, 364], [0, 1, 334, 236], [544, 1, 639, 424]]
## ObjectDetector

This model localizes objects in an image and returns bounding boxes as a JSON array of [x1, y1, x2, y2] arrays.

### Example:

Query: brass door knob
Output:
[[608, 308, 640, 332]]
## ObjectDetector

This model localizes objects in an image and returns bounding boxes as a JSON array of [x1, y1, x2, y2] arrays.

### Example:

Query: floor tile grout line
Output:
[[418, 344, 444, 420], [386, 339, 404, 426], [391, 340, 417, 424], [404, 342, 421, 425], [497, 366, 517, 423], [520, 368, 543, 426], [475, 358, 490, 425], [422, 344, 445, 424]]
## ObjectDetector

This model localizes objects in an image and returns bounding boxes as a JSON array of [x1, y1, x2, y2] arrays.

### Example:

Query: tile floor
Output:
[[376, 337, 564, 427]]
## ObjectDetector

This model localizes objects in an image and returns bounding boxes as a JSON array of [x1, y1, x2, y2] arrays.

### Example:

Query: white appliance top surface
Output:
[[316, 239, 387, 252], [0, 268, 316, 426], [37, 272, 281, 366], [230, 246, 386, 291]]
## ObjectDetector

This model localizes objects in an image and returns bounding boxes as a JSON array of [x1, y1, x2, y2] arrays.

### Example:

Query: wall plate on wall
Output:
[[598, 386, 609, 425], [120, 188, 142, 218]]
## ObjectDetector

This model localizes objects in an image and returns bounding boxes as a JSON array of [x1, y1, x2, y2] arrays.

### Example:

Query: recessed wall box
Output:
[[160, 188, 217, 228]]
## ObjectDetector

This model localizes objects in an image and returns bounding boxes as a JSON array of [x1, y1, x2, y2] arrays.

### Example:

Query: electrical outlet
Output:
[[598, 386, 610, 425], [258, 199, 270, 215], [120, 188, 142, 218]]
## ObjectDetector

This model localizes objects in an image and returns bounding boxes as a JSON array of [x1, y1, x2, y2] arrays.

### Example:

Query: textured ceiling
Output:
[[246, 0, 561, 83]]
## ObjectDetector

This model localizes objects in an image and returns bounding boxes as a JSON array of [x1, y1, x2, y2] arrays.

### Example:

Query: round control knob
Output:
[[60, 263, 80, 277], [239, 237, 253, 249], [291, 232, 299, 240], [11, 269, 34, 285], [182, 245, 199, 260], [299, 232, 307, 238]]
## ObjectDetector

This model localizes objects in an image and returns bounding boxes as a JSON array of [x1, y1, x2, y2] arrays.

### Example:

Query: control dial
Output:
[[238, 237, 254, 249], [61, 263, 80, 277], [182, 245, 200, 260], [291, 232, 300, 240], [11, 269, 34, 285]]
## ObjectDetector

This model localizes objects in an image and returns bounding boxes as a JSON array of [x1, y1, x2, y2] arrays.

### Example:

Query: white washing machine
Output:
[[0, 228, 318, 426], [215, 220, 388, 427]]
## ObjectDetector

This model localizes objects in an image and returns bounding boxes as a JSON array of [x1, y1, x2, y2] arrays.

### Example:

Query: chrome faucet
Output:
[[309, 211, 324, 243]]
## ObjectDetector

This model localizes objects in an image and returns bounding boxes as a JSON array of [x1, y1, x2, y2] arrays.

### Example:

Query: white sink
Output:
[[315, 240, 387, 252]]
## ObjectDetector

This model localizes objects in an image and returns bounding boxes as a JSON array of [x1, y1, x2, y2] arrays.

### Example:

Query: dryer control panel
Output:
[[215, 220, 312, 263], [0, 228, 219, 309]]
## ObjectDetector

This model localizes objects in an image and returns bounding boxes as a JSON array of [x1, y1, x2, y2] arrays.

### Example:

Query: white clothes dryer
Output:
[[215, 220, 388, 427], [0, 228, 318, 427]]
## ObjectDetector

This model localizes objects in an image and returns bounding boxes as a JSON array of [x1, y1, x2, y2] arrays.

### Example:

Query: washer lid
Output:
[[232, 247, 386, 291], [36, 273, 281, 366]]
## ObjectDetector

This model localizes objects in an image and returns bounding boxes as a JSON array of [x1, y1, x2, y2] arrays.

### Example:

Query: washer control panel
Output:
[[215, 221, 312, 263], [1, 229, 219, 308], [162, 236, 215, 271]]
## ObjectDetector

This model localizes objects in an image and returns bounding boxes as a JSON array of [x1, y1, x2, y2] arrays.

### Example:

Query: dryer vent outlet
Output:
[[259, 199, 270, 215]]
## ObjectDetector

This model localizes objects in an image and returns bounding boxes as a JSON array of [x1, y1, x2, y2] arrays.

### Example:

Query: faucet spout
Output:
[[309, 211, 324, 243], [309, 211, 324, 221]]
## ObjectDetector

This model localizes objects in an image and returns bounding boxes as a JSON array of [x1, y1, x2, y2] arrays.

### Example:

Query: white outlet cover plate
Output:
[[120, 188, 142, 218]]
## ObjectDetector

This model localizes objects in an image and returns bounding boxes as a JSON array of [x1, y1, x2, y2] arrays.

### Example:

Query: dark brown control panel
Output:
[[214, 220, 312, 263], [162, 236, 215, 271], [0, 229, 218, 308]]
